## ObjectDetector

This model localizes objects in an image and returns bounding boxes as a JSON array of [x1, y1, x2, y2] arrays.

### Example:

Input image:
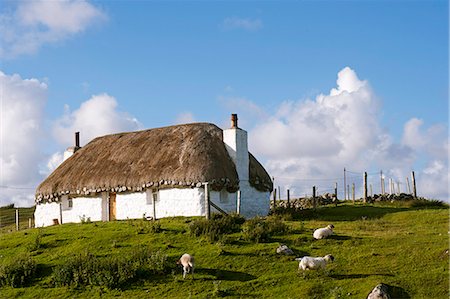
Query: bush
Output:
[[52, 248, 170, 289], [189, 214, 245, 242], [242, 216, 289, 243], [0, 254, 37, 287], [408, 199, 447, 208]]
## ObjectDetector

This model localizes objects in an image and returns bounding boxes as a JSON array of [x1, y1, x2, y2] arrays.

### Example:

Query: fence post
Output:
[[380, 170, 383, 195], [334, 182, 338, 206], [287, 189, 290, 208], [344, 168, 347, 201], [273, 188, 277, 210], [363, 172, 368, 203], [411, 171, 417, 198], [406, 177, 411, 194], [237, 190, 241, 214], [15, 209, 19, 231], [352, 183, 355, 204], [278, 186, 281, 200], [347, 185, 350, 201], [312, 186, 316, 209]]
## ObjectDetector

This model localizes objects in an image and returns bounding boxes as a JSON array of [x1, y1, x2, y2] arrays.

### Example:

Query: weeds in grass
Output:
[[0, 254, 37, 287], [242, 216, 289, 243], [408, 199, 447, 208], [136, 220, 162, 234], [28, 228, 44, 251], [51, 248, 170, 289], [189, 214, 245, 242]]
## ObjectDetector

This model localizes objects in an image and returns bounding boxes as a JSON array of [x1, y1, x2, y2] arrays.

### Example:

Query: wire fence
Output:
[[272, 169, 418, 201], [0, 206, 35, 233]]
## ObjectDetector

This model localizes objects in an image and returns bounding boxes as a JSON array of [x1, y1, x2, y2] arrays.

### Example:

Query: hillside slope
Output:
[[0, 203, 448, 298]]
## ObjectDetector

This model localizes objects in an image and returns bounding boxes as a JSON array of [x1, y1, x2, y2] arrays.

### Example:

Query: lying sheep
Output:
[[177, 253, 194, 279], [313, 224, 334, 239], [296, 254, 334, 271]]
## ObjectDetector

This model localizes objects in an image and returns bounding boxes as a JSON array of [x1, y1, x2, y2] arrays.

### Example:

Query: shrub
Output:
[[0, 254, 37, 287], [52, 248, 170, 289], [408, 199, 447, 208], [189, 214, 245, 242], [28, 228, 44, 251], [242, 216, 289, 243]]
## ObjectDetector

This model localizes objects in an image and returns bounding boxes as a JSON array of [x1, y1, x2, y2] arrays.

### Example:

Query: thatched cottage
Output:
[[34, 115, 273, 227]]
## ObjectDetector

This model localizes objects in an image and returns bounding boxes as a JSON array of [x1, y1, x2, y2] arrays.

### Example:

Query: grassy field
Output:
[[0, 201, 448, 298]]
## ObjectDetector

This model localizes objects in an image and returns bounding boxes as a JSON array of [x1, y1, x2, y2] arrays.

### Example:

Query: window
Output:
[[68, 199, 73, 208]]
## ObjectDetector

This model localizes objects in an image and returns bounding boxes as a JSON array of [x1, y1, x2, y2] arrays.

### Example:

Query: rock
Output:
[[367, 283, 391, 299], [276, 244, 294, 255]]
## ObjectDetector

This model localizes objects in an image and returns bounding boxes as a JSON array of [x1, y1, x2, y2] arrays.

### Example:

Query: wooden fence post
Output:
[[334, 182, 338, 206], [15, 209, 19, 231], [312, 186, 316, 209], [278, 186, 281, 200], [237, 190, 241, 214], [352, 183, 355, 204], [287, 189, 290, 208], [406, 177, 411, 194], [380, 170, 383, 195], [273, 188, 277, 210], [344, 168, 347, 201], [411, 171, 417, 198], [363, 172, 368, 203]]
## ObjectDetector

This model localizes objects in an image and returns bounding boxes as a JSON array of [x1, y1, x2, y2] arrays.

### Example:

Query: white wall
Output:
[[223, 128, 249, 181], [34, 202, 61, 227], [61, 195, 104, 223], [156, 188, 205, 218], [115, 191, 151, 220], [239, 181, 271, 218], [34, 184, 270, 227]]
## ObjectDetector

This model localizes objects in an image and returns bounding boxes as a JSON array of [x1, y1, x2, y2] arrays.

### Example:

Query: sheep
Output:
[[177, 253, 194, 279], [295, 254, 334, 271], [313, 224, 334, 239]]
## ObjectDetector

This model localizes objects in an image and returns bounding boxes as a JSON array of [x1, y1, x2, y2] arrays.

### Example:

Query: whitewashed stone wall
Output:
[[61, 195, 104, 223], [34, 202, 61, 227], [116, 191, 151, 220], [209, 190, 238, 214], [156, 188, 205, 218], [239, 181, 271, 218]]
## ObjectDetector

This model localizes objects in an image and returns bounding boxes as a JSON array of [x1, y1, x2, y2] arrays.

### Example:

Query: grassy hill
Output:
[[0, 201, 448, 298]]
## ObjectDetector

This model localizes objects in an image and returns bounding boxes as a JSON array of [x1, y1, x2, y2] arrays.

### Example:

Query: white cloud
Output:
[[0, 0, 106, 58], [221, 17, 263, 32], [0, 71, 47, 206], [174, 112, 196, 124], [53, 93, 142, 147], [247, 67, 448, 201]]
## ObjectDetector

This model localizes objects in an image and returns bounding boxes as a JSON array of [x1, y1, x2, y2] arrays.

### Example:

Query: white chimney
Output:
[[63, 132, 81, 161], [223, 114, 249, 181]]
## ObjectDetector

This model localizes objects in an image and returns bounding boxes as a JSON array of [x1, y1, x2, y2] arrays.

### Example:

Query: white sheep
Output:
[[296, 254, 335, 271], [313, 224, 334, 239], [177, 253, 194, 279]]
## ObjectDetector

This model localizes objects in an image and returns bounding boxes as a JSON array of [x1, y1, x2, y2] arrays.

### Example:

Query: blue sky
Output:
[[0, 0, 448, 206]]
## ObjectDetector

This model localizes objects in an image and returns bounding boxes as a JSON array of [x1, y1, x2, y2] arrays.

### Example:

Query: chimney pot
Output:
[[75, 132, 80, 148], [231, 114, 238, 128]]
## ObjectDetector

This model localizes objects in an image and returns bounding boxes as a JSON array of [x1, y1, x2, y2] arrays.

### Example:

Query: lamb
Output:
[[313, 224, 334, 239], [296, 254, 334, 271], [177, 253, 194, 279]]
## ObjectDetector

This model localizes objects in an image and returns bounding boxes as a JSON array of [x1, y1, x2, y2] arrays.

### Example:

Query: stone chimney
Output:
[[63, 132, 81, 161], [223, 114, 249, 181]]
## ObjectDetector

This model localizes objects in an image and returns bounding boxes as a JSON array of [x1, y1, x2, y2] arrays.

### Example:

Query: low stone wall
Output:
[[271, 193, 336, 210]]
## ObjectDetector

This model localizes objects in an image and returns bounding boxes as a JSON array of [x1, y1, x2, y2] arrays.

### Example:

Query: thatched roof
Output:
[[36, 123, 272, 203]]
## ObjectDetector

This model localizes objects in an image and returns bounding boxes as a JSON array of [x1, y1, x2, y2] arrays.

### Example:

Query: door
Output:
[[109, 193, 116, 221]]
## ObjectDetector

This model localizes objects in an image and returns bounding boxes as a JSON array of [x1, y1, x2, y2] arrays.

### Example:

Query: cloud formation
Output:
[[221, 17, 263, 32], [53, 93, 142, 147], [0, 0, 106, 58], [0, 71, 47, 206], [237, 67, 448, 201]]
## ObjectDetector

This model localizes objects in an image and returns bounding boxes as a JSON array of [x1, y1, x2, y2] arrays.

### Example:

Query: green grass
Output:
[[0, 202, 448, 298]]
